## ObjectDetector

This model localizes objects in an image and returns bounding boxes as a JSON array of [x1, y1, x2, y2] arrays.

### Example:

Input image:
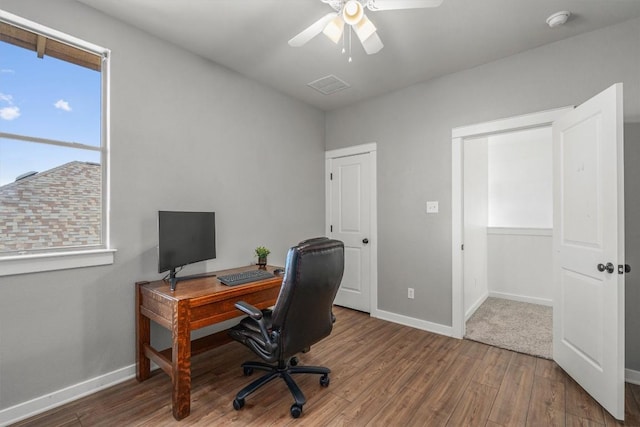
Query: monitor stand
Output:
[[168, 269, 217, 292], [169, 269, 178, 292]]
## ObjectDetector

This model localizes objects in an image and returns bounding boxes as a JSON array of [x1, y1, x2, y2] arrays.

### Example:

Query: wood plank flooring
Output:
[[11, 307, 640, 426]]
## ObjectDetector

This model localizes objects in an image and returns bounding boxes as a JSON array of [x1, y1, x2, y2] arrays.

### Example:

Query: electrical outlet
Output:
[[426, 201, 439, 214], [408, 288, 414, 299]]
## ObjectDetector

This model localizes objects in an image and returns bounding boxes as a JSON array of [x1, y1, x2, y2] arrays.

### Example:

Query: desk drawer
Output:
[[190, 286, 280, 330], [140, 289, 173, 328]]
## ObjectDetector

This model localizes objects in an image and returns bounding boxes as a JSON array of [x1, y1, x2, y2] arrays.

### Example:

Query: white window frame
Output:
[[0, 10, 115, 276]]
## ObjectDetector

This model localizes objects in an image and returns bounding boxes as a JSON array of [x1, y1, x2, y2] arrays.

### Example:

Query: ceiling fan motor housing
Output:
[[343, 1, 364, 25]]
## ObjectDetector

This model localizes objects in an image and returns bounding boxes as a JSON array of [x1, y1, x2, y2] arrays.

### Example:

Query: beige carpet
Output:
[[465, 297, 552, 359]]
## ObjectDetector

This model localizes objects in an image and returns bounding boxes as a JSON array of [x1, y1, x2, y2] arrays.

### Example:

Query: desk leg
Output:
[[135, 282, 151, 382], [172, 299, 191, 420]]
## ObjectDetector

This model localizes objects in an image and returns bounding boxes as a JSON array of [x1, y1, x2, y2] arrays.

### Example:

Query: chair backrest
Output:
[[271, 238, 344, 358]]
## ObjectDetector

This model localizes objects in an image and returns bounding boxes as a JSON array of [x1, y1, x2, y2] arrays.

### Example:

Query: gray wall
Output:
[[625, 123, 640, 371], [0, 0, 325, 410], [2, 0, 640, 415], [326, 17, 640, 366]]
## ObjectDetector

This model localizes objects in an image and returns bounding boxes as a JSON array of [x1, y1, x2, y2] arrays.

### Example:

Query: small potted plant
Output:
[[255, 246, 270, 269]]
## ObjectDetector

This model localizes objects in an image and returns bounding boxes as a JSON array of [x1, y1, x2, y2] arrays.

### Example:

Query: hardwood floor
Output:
[[12, 307, 640, 426]]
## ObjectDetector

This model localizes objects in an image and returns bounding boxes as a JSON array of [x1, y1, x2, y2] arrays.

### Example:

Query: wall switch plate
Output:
[[408, 288, 415, 299], [426, 201, 439, 214]]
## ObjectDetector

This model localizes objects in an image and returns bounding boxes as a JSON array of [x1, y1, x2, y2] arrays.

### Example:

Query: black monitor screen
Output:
[[158, 211, 216, 274]]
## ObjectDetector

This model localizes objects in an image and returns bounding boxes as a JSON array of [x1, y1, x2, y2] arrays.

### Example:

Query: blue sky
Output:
[[0, 41, 101, 186]]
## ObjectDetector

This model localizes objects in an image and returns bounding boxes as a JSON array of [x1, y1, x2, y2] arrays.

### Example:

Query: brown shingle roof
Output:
[[0, 161, 101, 253]]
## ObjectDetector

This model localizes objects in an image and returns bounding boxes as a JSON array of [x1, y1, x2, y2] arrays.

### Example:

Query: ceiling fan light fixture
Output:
[[354, 15, 376, 41], [343, 0, 364, 25], [323, 15, 345, 43]]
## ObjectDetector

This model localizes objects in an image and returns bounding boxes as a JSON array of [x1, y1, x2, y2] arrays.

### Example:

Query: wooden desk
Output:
[[135, 266, 282, 420]]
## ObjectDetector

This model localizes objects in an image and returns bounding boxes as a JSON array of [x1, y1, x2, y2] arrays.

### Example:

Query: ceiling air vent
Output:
[[307, 75, 351, 95]]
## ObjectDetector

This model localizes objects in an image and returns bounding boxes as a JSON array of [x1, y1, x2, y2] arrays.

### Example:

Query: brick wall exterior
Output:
[[0, 161, 101, 253]]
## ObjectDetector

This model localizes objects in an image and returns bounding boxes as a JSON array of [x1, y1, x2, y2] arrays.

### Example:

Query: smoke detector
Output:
[[546, 11, 571, 28]]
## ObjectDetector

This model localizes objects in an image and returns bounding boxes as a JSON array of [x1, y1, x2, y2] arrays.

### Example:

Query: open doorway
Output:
[[462, 127, 554, 358], [451, 106, 573, 339]]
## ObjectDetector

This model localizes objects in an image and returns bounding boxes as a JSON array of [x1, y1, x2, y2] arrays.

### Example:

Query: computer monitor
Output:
[[157, 210, 216, 291]]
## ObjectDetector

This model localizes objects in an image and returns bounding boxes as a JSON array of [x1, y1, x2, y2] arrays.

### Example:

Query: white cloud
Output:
[[54, 99, 72, 112], [1, 69, 15, 74], [0, 106, 20, 120], [1, 93, 20, 120], [0, 93, 13, 103]]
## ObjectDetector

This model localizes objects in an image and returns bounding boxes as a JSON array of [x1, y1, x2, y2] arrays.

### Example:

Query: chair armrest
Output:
[[235, 301, 263, 320], [235, 301, 274, 349]]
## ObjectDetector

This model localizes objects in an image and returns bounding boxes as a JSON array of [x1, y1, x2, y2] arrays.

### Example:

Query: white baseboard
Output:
[[489, 291, 553, 307], [465, 292, 489, 321], [626, 368, 640, 385], [372, 309, 453, 337], [0, 364, 136, 427]]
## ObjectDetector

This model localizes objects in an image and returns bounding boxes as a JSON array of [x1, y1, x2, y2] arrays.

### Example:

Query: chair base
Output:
[[233, 358, 330, 418]]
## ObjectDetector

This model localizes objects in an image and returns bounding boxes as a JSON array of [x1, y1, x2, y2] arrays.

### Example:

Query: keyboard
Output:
[[218, 269, 275, 286]]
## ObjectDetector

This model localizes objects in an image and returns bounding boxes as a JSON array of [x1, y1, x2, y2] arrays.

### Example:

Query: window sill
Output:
[[0, 249, 116, 277]]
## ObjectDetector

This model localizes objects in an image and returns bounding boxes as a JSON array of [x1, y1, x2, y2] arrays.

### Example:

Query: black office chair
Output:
[[229, 238, 344, 418]]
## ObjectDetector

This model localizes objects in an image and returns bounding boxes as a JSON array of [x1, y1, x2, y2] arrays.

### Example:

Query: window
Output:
[[0, 11, 113, 275]]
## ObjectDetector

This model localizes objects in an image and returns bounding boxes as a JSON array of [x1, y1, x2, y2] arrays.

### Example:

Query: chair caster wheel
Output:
[[243, 367, 253, 376], [290, 356, 298, 366], [320, 374, 330, 387], [290, 403, 303, 418], [233, 398, 245, 410]]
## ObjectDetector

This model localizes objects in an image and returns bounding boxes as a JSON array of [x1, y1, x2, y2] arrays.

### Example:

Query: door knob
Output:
[[362, 238, 369, 244], [597, 262, 615, 274]]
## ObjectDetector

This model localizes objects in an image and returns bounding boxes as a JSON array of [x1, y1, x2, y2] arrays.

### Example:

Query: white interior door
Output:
[[328, 152, 372, 312], [552, 83, 625, 420]]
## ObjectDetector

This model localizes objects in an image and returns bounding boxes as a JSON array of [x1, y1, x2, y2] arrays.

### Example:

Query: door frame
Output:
[[451, 107, 573, 338], [325, 142, 378, 316]]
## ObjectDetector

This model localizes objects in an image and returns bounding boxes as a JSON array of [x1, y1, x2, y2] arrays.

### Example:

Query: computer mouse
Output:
[[273, 268, 284, 275]]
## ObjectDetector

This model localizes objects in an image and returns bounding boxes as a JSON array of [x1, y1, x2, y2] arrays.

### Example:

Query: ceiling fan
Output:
[[288, 0, 444, 57]]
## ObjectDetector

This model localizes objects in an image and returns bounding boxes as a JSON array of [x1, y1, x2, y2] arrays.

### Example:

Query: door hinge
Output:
[[330, 173, 333, 180], [330, 225, 333, 232], [461, 244, 464, 250]]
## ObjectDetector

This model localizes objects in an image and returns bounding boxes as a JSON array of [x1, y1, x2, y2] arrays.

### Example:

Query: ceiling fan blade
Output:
[[323, 15, 345, 44], [360, 31, 384, 54], [288, 12, 338, 47], [366, 0, 443, 11], [354, 15, 377, 42]]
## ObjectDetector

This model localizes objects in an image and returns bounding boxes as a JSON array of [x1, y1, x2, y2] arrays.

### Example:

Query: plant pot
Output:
[[257, 257, 267, 269]]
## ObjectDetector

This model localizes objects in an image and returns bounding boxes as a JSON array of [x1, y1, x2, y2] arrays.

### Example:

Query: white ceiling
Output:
[[76, 0, 640, 111]]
